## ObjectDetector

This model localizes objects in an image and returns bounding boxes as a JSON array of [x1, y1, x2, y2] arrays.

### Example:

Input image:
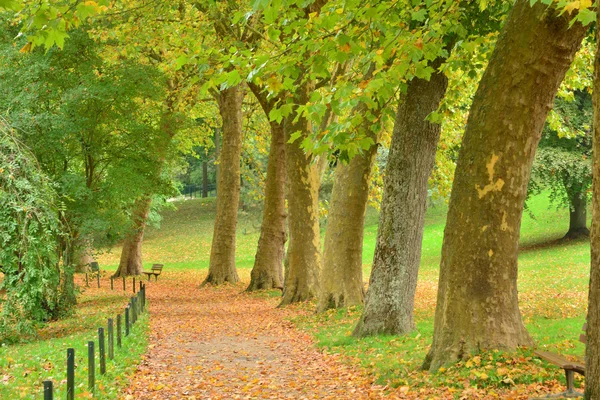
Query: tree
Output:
[[423, 0, 588, 371], [204, 85, 244, 285], [246, 85, 286, 292], [0, 118, 70, 342], [353, 56, 449, 335], [585, 8, 600, 398], [529, 91, 592, 239]]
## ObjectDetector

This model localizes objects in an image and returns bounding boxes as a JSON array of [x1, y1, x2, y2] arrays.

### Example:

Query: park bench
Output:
[[85, 261, 101, 288], [534, 323, 587, 398], [143, 264, 163, 281]]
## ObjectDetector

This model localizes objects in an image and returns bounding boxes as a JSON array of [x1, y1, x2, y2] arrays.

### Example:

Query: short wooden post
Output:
[[43, 380, 53, 400], [131, 297, 137, 324], [98, 328, 106, 375], [117, 314, 122, 347], [133, 277, 136, 293], [125, 306, 130, 336], [122, 276, 126, 291], [88, 341, 95, 394], [110, 277, 114, 290], [107, 318, 114, 361], [97, 271, 100, 288], [139, 280, 143, 292], [85, 273, 89, 287], [66, 348, 75, 400]]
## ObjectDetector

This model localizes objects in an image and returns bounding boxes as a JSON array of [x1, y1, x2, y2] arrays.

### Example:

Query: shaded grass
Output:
[[0, 277, 149, 399]]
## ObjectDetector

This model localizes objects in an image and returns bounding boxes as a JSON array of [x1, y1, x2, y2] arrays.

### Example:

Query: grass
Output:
[[0, 278, 149, 399], [93, 192, 591, 396]]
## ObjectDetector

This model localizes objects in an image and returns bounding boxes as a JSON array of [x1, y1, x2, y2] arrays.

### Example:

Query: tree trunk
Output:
[[203, 85, 244, 285], [585, 14, 600, 398], [202, 161, 208, 198], [215, 128, 220, 195], [565, 192, 589, 239], [75, 240, 94, 273], [280, 81, 322, 305], [353, 62, 448, 335], [318, 104, 380, 312], [424, 0, 587, 371], [114, 196, 152, 277], [247, 121, 287, 291]]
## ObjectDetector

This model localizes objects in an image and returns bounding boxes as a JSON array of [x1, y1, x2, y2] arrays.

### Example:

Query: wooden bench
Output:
[[85, 261, 101, 288], [143, 264, 163, 281], [534, 323, 586, 398]]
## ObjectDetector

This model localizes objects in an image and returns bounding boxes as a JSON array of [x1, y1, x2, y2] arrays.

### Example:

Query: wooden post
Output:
[[139, 280, 142, 292], [66, 348, 75, 400], [110, 277, 114, 290], [133, 277, 136, 293], [107, 318, 114, 361], [43, 380, 53, 400], [122, 276, 126, 291], [85, 273, 89, 287], [88, 341, 95, 394], [97, 271, 100, 288], [117, 314, 122, 347], [125, 306, 130, 336], [98, 328, 106, 375], [131, 297, 137, 324]]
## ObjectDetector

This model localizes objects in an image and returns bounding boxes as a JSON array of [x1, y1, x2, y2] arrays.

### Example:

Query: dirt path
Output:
[[122, 274, 385, 399]]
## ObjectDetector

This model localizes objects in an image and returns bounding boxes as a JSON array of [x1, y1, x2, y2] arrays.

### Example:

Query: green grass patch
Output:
[[0, 288, 149, 399]]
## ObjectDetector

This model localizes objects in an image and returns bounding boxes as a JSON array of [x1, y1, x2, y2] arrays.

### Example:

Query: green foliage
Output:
[[0, 119, 69, 341], [529, 91, 592, 211]]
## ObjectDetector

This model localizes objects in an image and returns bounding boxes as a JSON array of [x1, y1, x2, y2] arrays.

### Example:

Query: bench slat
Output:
[[534, 350, 585, 374]]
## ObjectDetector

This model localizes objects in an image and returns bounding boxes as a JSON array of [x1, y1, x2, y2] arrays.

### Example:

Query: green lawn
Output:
[[0, 282, 149, 399]]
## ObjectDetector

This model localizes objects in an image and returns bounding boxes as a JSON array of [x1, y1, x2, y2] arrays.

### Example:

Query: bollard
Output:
[[43, 380, 53, 400], [133, 277, 136, 293], [122, 276, 126, 291], [66, 348, 75, 400], [97, 271, 100, 288], [98, 327, 106, 375], [125, 306, 130, 336], [110, 277, 114, 290], [117, 314, 122, 347], [85, 273, 89, 287], [139, 280, 143, 292], [108, 318, 114, 360], [132, 297, 137, 324], [88, 341, 95, 394]]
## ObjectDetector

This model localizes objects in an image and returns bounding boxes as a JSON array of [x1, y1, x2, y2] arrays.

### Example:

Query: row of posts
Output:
[[87, 272, 140, 294], [42, 282, 147, 399]]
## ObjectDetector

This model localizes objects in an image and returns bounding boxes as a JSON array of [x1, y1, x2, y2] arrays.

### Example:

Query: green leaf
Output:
[[577, 9, 596, 26], [288, 131, 302, 144]]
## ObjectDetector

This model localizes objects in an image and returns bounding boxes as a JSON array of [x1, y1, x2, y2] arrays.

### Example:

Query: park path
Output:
[[121, 273, 386, 399]]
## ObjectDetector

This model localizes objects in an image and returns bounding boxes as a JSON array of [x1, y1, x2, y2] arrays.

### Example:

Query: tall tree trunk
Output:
[[280, 81, 322, 305], [353, 61, 448, 335], [215, 128, 220, 195], [203, 85, 244, 285], [247, 121, 287, 291], [202, 161, 208, 198], [424, 0, 587, 371], [565, 192, 589, 238], [585, 14, 600, 399], [114, 196, 152, 277], [318, 103, 380, 312]]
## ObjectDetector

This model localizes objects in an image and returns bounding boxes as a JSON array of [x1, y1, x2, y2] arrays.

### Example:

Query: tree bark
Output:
[[318, 103, 380, 312], [280, 81, 322, 305], [565, 192, 589, 239], [114, 196, 152, 277], [353, 62, 448, 335], [585, 12, 600, 398], [203, 85, 244, 285], [424, 0, 587, 371], [247, 121, 286, 291]]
